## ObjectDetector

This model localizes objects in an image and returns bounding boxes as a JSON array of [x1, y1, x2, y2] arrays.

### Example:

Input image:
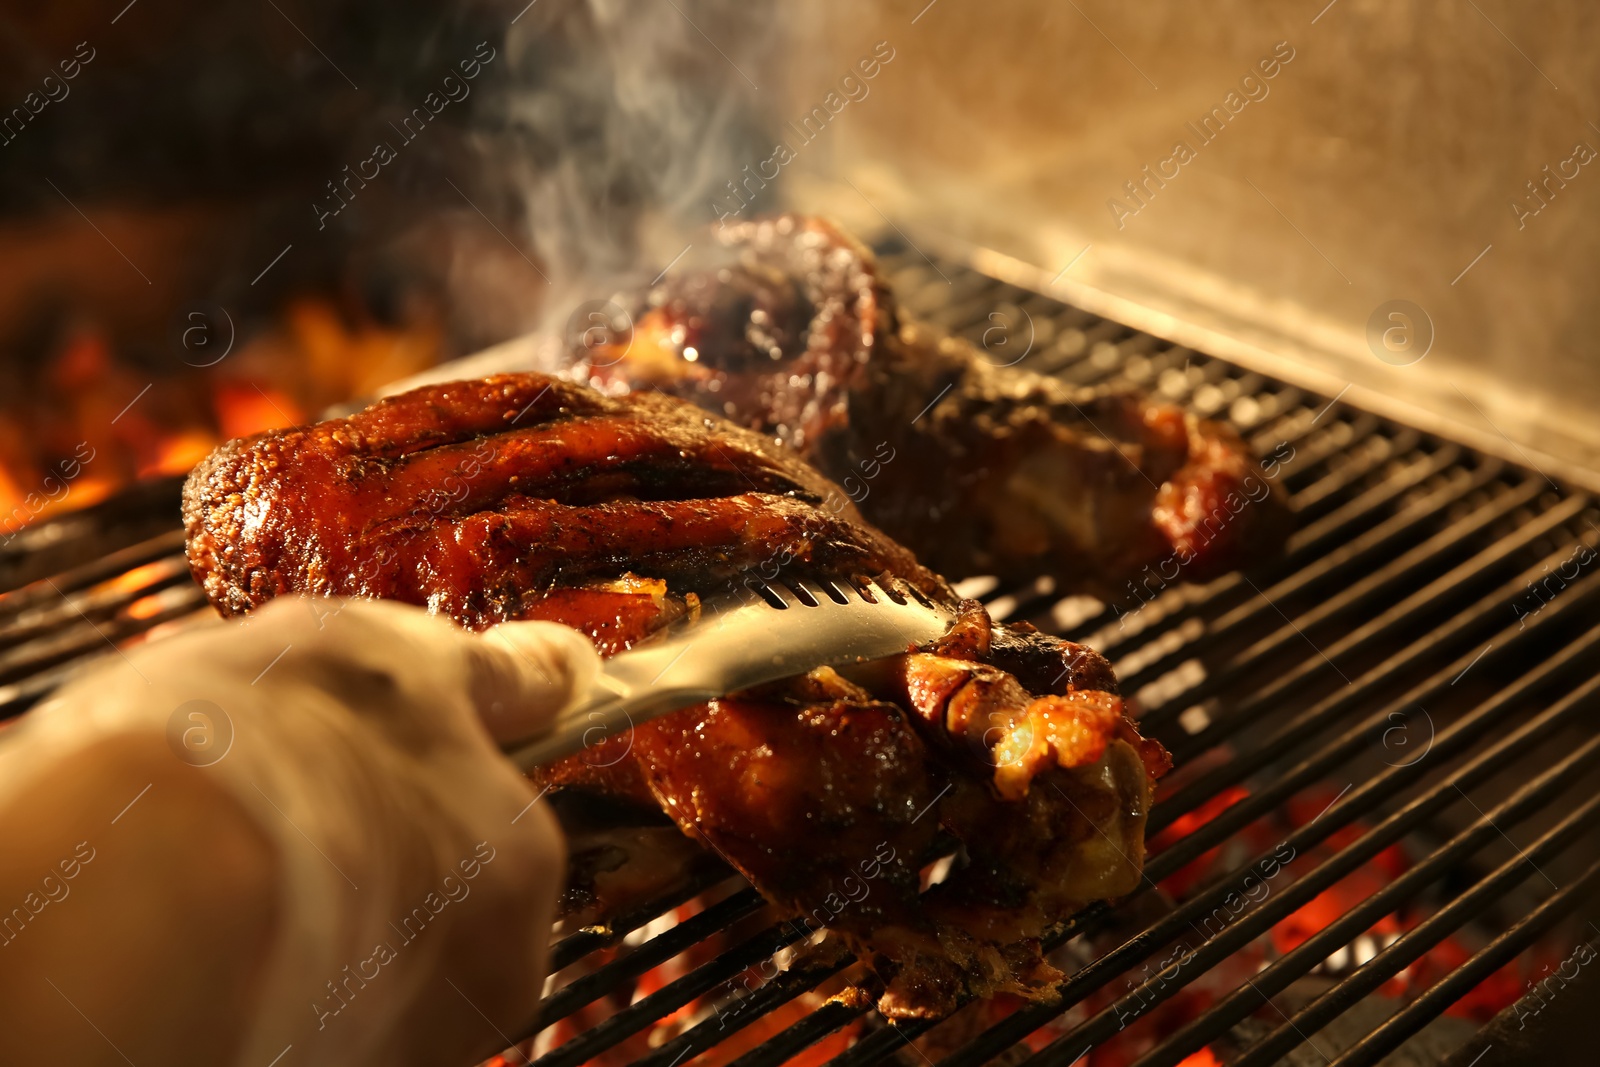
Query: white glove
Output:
[[0, 596, 600, 1067]]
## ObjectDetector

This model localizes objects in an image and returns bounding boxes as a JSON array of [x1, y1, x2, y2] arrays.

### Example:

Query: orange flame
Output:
[[0, 298, 438, 536]]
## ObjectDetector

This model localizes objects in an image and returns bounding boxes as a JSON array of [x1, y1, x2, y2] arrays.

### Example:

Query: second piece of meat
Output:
[[569, 214, 1293, 600]]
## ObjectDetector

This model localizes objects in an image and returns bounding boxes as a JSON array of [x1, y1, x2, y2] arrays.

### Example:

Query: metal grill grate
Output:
[[1, 248, 1596, 1066]]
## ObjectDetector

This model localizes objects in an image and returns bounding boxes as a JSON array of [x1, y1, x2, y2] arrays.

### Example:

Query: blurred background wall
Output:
[[780, 0, 1600, 482]]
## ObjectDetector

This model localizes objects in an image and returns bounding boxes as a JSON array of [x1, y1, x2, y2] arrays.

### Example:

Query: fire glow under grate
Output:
[[1, 246, 1597, 1067]]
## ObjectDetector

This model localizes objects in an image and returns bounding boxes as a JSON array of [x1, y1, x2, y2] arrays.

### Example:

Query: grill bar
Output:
[[1135, 729, 1600, 1066], [530, 910, 818, 1067], [547, 865, 739, 973], [630, 952, 859, 1067], [829, 1019, 930, 1067], [0, 528, 206, 715], [1152, 534, 1600, 831], [766, 644, 1596, 1067], [1100, 457, 1504, 701], [942, 663, 1600, 1067], [1125, 469, 1536, 716], [540, 887, 765, 1027], [1288, 428, 1426, 516], [0, 528, 188, 615], [723, 999, 862, 1067], [1152, 489, 1574, 755], [0, 475, 184, 596], [1233, 816, 1600, 1067], [1075, 439, 1464, 666], [1077, 438, 1465, 658], [1143, 575, 1600, 876], [1160, 504, 1594, 772], [1329, 858, 1600, 1067]]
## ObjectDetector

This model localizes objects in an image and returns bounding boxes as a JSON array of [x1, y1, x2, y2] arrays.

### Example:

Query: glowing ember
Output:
[[101, 560, 179, 596], [124, 594, 169, 621], [137, 430, 218, 480], [211, 384, 303, 444], [0, 298, 438, 538]]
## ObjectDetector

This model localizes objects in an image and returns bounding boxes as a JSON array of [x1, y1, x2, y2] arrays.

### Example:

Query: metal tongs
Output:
[[505, 577, 956, 769]]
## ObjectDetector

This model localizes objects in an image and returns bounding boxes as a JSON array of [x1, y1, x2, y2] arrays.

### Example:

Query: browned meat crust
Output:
[[183, 374, 941, 629]]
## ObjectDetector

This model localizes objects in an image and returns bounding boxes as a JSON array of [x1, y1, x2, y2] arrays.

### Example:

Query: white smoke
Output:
[[476, 0, 784, 335]]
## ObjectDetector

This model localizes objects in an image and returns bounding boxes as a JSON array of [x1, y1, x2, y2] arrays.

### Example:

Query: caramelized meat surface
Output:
[[184, 374, 940, 631], [183, 373, 1167, 1017], [571, 215, 1291, 598]]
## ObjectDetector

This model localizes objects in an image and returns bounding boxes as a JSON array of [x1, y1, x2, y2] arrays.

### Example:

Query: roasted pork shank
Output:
[[183, 373, 1168, 1018], [569, 215, 1291, 599]]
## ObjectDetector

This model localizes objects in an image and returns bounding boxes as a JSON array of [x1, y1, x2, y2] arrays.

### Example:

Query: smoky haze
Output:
[[472, 0, 785, 341]]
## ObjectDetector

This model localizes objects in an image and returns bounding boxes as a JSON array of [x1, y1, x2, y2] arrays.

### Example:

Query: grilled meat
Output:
[[570, 214, 1292, 598], [184, 374, 939, 630], [183, 372, 1168, 1018]]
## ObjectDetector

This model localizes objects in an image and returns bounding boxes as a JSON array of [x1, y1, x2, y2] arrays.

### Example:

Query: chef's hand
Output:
[[0, 597, 600, 1067]]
